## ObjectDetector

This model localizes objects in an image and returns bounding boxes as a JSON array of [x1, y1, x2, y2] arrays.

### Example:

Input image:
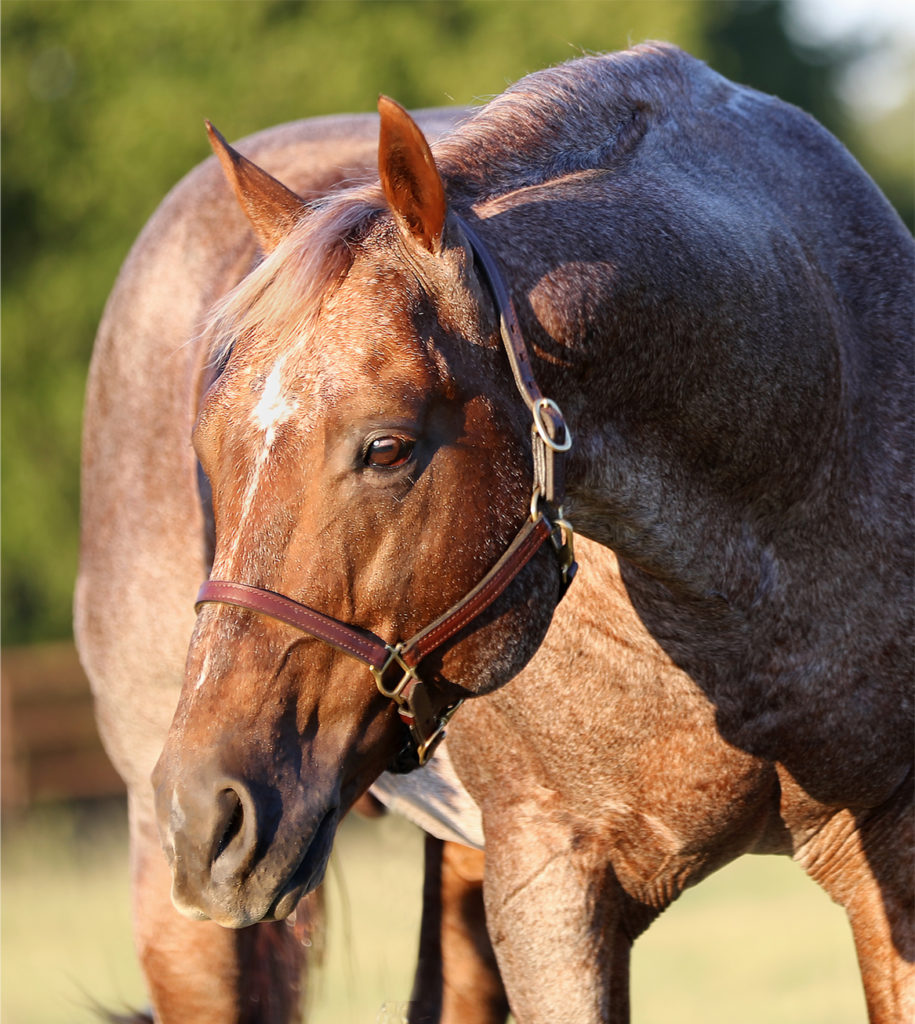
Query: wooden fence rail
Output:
[[1, 643, 125, 809]]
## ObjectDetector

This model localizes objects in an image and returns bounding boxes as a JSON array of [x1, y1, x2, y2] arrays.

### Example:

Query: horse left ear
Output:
[[206, 121, 308, 252], [377, 96, 447, 255]]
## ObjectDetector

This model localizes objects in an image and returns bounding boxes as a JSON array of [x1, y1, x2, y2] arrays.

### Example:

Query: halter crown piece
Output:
[[195, 215, 576, 771]]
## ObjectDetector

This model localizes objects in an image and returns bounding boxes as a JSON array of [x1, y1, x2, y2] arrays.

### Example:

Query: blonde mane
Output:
[[204, 182, 386, 369], [204, 43, 692, 369]]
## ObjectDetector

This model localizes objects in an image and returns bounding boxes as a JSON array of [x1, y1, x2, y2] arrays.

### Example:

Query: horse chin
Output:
[[264, 806, 338, 922], [169, 805, 339, 929]]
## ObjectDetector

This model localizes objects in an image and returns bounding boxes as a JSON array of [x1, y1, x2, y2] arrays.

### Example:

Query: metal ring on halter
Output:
[[532, 397, 572, 452]]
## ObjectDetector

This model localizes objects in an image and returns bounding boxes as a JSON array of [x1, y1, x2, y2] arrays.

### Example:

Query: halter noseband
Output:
[[195, 215, 576, 770]]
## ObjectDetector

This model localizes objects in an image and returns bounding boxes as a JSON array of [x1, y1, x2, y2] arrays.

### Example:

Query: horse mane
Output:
[[203, 42, 701, 368], [434, 42, 694, 202]]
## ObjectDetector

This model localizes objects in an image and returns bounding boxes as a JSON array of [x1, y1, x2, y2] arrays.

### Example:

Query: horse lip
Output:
[[266, 805, 338, 922], [168, 804, 339, 928], [170, 889, 213, 923]]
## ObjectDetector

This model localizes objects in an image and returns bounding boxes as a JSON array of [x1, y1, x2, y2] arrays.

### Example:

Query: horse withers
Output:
[[77, 43, 913, 1022]]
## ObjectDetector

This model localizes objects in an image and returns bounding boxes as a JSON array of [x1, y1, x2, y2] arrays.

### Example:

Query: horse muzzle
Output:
[[152, 752, 338, 928]]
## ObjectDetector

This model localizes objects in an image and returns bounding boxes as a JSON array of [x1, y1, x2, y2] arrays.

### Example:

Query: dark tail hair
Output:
[[98, 889, 324, 1024], [238, 890, 324, 1024]]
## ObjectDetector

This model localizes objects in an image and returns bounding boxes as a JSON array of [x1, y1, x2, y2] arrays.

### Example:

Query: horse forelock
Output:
[[203, 184, 387, 374]]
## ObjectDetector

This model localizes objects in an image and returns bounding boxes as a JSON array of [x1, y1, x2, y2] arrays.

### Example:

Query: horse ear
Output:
[[377, 96, 447, 255], [205, 121, 308, 252]]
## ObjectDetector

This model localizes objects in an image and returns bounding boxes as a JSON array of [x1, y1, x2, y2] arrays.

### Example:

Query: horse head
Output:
[[152, 100, 569, 927]]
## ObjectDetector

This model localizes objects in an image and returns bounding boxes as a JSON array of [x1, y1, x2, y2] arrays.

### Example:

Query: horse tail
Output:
[[236, 888, 325, 1024], [95, 889, 325, 1024]]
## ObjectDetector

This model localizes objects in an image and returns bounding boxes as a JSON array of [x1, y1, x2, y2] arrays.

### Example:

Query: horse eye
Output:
[[364, 436, 415, 468]]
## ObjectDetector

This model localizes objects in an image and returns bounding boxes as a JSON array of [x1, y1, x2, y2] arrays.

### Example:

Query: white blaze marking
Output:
[[193, 647, 212, 692], [197, 356, 303, 693], [220, 355, 300, 572], [252, 358, 296, 441]]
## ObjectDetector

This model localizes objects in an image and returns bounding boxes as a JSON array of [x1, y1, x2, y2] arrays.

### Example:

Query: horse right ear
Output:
[[377, 96, 447, 255], [206, 121, 308, 252]]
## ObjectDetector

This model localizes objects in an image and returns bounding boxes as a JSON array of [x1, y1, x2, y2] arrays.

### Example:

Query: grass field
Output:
[[1, 799, 866, 1023]]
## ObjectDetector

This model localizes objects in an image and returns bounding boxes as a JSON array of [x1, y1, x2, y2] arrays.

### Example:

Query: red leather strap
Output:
[[195, 580, 390, 670], [458, 216, 571, 508], [457, 218, 543, 413], [400, 515, 551, 666], [196, 515, 552, 674]]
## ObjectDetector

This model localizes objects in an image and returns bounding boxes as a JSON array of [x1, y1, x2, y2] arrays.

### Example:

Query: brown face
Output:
[[151, 238, 561, 927]]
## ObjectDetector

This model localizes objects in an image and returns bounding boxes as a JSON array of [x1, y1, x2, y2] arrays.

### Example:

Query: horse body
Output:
[[433, 50, 913, 810], [77, 43, 913, 1023], [442, 546, 911, 1022], [381, 535, 785, 1023]]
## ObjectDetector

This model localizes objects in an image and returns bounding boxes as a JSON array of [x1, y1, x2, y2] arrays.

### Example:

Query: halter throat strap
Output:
[[458, 216, 570, 507], [195, 216, 576, 770]]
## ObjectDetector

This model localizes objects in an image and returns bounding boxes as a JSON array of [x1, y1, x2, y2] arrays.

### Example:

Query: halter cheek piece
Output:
[[195, 215, 576, 771]]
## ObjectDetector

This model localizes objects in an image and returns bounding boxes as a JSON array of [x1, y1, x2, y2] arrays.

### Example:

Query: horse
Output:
[[75, 42, 913, 1022], [76, 103, 461, 1023]]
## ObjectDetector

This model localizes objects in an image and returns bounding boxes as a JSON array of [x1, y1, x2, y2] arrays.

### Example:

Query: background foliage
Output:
[[2, 0, 912, 644]]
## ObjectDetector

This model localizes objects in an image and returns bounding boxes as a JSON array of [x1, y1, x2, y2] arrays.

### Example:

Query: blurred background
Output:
[[1, 1, 910, 1021]]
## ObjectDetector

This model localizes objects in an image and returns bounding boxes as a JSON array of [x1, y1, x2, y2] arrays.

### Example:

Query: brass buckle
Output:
[[530, 491, 576, 590], [549, 510, 576, 585], [413, 699, 464, 765], [371, 643, 421, 701], [373, 645, 465, 767]]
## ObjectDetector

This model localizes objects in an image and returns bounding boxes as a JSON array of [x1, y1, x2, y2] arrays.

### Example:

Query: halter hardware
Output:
[[532, 397, 573, 453], [371, 643, 421, 700], [371, 644, 465, 766], [194, 214, 576, 770], [548, 509, 577, 588]]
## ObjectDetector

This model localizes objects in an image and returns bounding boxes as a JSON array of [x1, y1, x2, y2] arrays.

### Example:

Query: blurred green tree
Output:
[[1, 0, 909, 644]]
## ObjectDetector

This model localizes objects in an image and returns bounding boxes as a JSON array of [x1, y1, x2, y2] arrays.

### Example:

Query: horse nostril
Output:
[[214, 789, 244, 862], [209, 782, 259, 884]]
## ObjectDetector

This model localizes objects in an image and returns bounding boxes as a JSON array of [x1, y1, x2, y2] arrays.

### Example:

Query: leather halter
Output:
[[195, 215, 576, 770]]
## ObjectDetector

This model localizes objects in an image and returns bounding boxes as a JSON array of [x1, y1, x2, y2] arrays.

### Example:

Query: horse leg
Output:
[[480, 812, 653, 1024], [791, 771, 914, 1023], [409, 835, 509, 1024], [129, 805, 312, 1023]]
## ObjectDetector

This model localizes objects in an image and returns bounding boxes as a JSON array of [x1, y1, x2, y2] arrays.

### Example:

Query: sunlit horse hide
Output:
[[371, 535, 789, 1024], [78, 103, 464, 1024], [77, 43, 913, 1023]]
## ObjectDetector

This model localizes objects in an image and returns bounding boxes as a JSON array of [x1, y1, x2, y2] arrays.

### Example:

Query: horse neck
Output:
[[530, 258, 911, 719], [530, 309, 838, 608], [492, 172, 912, 594], [466, 67, 912, 631]]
